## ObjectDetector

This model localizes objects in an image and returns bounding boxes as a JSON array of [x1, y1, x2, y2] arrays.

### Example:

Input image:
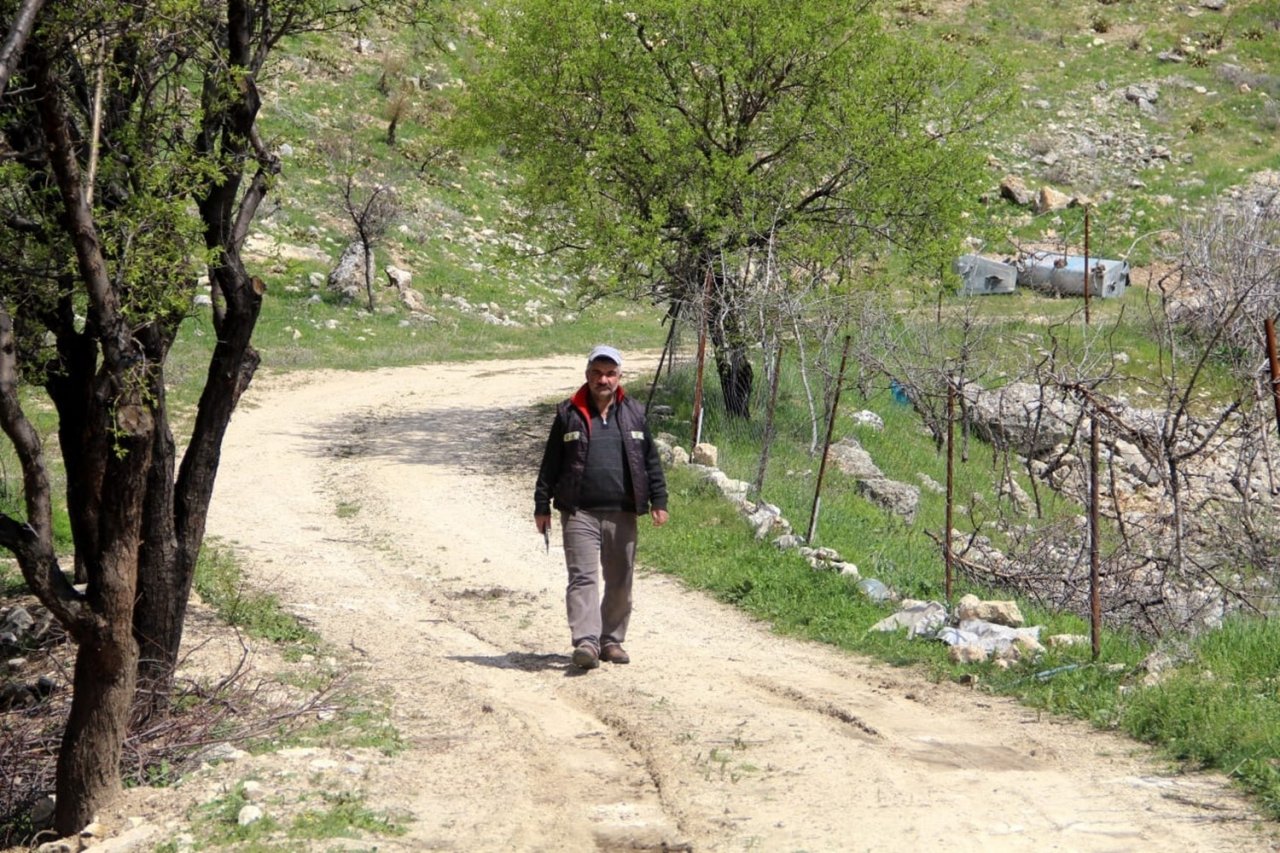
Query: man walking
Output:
[[535, 345, 669, 669]]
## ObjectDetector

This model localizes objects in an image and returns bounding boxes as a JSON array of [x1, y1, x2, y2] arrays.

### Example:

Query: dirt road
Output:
[[205, 355, 1273, 852]]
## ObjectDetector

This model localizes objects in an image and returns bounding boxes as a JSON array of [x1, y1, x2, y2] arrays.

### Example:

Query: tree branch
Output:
[[0, 0, 45, 98], [0, 304, 85, 629]]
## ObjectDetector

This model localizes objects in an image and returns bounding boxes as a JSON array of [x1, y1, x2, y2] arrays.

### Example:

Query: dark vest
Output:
[[553, 393, 653, 515]]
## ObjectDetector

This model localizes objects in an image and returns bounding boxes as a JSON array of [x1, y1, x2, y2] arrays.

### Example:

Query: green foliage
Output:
[[461, 0, 1008, 299]]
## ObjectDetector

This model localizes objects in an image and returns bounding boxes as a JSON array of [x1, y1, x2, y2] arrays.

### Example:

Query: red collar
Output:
[[570, 384, 626, 433]]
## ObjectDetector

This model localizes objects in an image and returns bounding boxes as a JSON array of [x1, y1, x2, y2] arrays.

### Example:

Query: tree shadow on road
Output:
[[299, 400, 555, 477]]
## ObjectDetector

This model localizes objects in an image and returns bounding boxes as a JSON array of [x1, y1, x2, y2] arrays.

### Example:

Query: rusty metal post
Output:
[[1266, 317, 1280, 443], [944, 377, 956, 605], [690, 267, 713, 449], [806, 335, 852, 544]]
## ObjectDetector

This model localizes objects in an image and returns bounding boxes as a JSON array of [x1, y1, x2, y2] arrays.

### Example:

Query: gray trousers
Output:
[[561, 510, 637, 650]]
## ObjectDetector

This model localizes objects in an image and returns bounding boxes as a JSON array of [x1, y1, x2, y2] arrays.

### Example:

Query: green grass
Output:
[[1120, 618, 1280, 815], [190, 787, 404, 850], [288, 700, 407, 757], [193, 783, 283, 847], [289, 791, 407, 840], [193, 543, 321, 648]]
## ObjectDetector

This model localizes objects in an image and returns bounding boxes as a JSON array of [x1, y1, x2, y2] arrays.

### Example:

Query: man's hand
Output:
[[651, 509, 669, 527], [535, 514, 552, 534]]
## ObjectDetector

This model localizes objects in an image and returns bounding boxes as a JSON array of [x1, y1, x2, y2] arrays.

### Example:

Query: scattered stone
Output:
[[949, 643, 989, 664], [850, 410, 884, 431], [917, 473, 945, 494], [773, 534, 805, 550], [1047, 634, 1089, 648], [327, 241, 367, 302], [384, 265, 412, 290], [4, 606, 35, 633], [691, 443, 718, 467], [202, 743, 249, 764], [956, 594, 1025, 627], [237, 804, 264, 827], [703, 469, 750, 502], [1035, 186, 1072, 214], [191, 294, 213, 308], [745, 503, 788, 540], [999, 175, 1035, 207], [36, 841, 73, 853], [830, 437, 882, 480], [855, 477, 920, 523]]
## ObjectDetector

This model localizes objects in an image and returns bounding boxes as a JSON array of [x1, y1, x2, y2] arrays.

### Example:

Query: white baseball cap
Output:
[[587, 345, 622, 366]]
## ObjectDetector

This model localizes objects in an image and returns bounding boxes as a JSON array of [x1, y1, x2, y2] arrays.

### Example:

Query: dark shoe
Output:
[[572, 643, 600, 670], [600, 643, 630, 665]]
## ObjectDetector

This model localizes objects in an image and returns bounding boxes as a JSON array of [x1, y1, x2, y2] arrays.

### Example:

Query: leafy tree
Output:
[[461, 0, 1006, 415], [0, 0, 403, 834]]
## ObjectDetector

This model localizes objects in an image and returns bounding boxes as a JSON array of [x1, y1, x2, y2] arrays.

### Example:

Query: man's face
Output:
[[586, 359, 621, 406]]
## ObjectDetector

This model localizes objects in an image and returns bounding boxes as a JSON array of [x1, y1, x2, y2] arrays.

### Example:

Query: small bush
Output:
[[1090, 13, 1112, 34]]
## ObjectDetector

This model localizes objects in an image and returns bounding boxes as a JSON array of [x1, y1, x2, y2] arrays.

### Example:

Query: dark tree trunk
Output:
[[133, 400, 179, 706], [55, 619, 137, 834], [134, 279, 262, 700], [715, 345, 754, 418], [46, 318, 106, 585], [55, 396, 153, 835]]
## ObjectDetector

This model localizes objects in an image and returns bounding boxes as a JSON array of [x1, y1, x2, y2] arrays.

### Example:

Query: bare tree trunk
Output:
[[363, 237, 376, 312], [56, 405, 152, 833]]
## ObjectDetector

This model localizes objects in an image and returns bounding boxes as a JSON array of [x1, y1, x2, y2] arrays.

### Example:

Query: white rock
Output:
[[691, 443, 718, 467], [1047, 634, 1089, 648], [237, 804, 264, 827], [850, 410, 884, 430]]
